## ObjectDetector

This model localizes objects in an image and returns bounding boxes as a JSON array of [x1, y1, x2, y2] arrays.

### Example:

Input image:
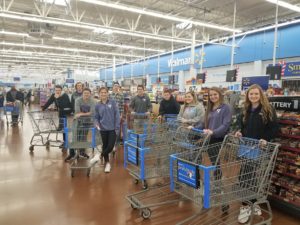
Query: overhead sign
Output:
[[168, 57, 191, 68], [242, 76, 269, 91], [269, 96, 299, 112], [284, 61, 300, 77]]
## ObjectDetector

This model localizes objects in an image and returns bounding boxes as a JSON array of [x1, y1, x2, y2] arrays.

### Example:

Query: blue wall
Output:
[[100, 23, 300, 81]]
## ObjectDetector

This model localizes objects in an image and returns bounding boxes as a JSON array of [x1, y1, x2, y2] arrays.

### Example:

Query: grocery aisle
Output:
[[0, 108, 298, 225]]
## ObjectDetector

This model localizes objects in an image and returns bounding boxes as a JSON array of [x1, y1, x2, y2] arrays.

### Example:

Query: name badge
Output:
[[108, 104, 112, 108]]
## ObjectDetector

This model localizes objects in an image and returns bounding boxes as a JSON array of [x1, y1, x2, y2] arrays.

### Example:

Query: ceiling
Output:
[[0, 0, 300, 76]]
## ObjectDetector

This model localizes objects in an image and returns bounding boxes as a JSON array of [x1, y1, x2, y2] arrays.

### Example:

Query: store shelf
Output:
[[271, 181, 300, 193], [282, 158, 300, 166], [275, 170, 300, 180], [269, 194, 300, 218], [279, 120, 300, 126], [279, 133, 300, 140], [280, 145, 300, 153], [269, 194, 300, 208]]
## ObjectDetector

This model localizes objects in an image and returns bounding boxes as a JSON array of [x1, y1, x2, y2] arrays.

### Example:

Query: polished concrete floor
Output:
[[0, 107, 299, 225]]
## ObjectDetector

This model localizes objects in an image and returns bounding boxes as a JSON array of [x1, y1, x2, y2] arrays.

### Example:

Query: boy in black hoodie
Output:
[[158, 89, 180, 119], [42, 85, 72, 146]]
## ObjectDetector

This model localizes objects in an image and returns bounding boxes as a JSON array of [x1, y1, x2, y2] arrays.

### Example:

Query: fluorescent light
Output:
[[0, 49, 116, 63], [52, 36, 164, 52], [0, 42, 142, 58], [80, 0, 241, 33], [0, 54, 109, 65], [0, 59, 101, 67], [0, 11, 194, 44], [265, 0, 300, 13], [0, 30, 29, 37], [42, 0, 69, 7], [93, 28, 113, 35]]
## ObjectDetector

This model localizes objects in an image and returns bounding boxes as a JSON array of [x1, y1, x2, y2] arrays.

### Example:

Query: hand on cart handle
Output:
[[203, 129, 213, 135], [234, 131, 242, 137]]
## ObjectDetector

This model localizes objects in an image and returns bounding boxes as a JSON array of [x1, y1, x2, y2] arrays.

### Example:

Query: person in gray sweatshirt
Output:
[[129, 85, 152, 114], [95, 87, 120, 173], [65, 88, 96, 162], [177, 91, 205, 127]]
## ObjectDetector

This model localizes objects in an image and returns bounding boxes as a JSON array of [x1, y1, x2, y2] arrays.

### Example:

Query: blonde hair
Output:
[[243, 84, 273, 124], [204, 87, 224, 128], [183, 91, 198, 110]]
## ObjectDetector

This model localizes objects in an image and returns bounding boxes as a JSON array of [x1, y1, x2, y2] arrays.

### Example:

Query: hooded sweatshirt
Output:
[[159, 96, 180, 116], [177, 102, 205, 127]]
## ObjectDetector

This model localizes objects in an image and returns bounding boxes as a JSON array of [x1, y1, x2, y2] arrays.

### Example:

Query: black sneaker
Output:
[[64, 154, 75, 162], [80, 152, 90, 159]]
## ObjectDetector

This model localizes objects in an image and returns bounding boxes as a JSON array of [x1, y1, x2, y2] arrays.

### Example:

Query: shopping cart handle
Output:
[[191, 128, 204, 133], [133, 112, 148, 116]]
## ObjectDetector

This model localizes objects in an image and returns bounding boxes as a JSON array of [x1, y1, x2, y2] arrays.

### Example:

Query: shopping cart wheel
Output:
[[141, 208, 151, 219], [71, 170, 75, 177], [134, 179, 139, 184], [142, 181, 148, 189], [29, 146, 34, 152], [131, 204, 137, 209]]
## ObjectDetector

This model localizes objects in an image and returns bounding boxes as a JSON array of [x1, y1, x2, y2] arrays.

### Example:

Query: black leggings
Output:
[[100, 130, 117, 162]]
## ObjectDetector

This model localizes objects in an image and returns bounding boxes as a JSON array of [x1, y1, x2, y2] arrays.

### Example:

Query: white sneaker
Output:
[[104, 163, 111, 173], [90, 154, 100, 165], [254, 205, 262, 216], [238, 206, 251, 224]]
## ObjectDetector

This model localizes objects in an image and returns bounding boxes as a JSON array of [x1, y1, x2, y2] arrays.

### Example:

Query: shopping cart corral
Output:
[[64, 117, 102, 177], [125, 127, 211, 219], [4, 101, 23, 127], [28, 110, 65, 151], [170, 135, 280, 225]]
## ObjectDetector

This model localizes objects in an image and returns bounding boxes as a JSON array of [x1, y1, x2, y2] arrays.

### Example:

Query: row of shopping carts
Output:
[[123, 114, 280, 224]]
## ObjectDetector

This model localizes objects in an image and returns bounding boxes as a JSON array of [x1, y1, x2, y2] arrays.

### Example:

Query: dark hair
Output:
[[99, 87, 108, 92], [113, 81, 120, 86], [55, 85, 62, 90], [137, 85, 144, 90], [163, 89, 172, 94], [83, 87, 91, 93]]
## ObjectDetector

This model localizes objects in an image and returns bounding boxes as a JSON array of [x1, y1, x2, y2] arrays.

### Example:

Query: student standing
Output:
[[158, 89, 180, 120], [65, 88, 95, 162], [177, 91, 205, 127], [110, 82, 124, 148], [71, 82, 83, 113], [235, 84, 278, 224], [42, 85, 72, 146], [95, 87, 120, 173], [129, 85, 152, 114]]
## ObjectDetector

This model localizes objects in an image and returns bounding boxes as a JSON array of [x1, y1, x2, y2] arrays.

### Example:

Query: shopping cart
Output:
[[4, 101, 23, 126], [170, 135, 280, 225], [28, 110, 65, 151], [128, 112, 151, 134], [64, 117, 102, 177]]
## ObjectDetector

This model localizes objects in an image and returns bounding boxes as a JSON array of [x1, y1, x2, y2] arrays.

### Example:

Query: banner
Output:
[[283, 61, 300, 77], [242, 76, 269, 91], [269, 96, 299, 112]]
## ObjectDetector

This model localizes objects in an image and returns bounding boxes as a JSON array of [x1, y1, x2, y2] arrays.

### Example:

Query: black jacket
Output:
[[42, 93, 72, 117], [6, 90, 24, 103], [240, 105, 278, 141], [159, 96, 180, 116]]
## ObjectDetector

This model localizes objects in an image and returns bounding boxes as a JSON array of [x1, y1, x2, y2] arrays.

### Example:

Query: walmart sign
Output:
[[168, 57, 191, 68]]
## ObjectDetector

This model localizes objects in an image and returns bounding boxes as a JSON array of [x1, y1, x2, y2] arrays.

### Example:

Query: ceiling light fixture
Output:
[[80, 0, 241, 33], [0, 41, 142, 57], [0, 11, 194, 44], [265, 0, 300, 13]]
